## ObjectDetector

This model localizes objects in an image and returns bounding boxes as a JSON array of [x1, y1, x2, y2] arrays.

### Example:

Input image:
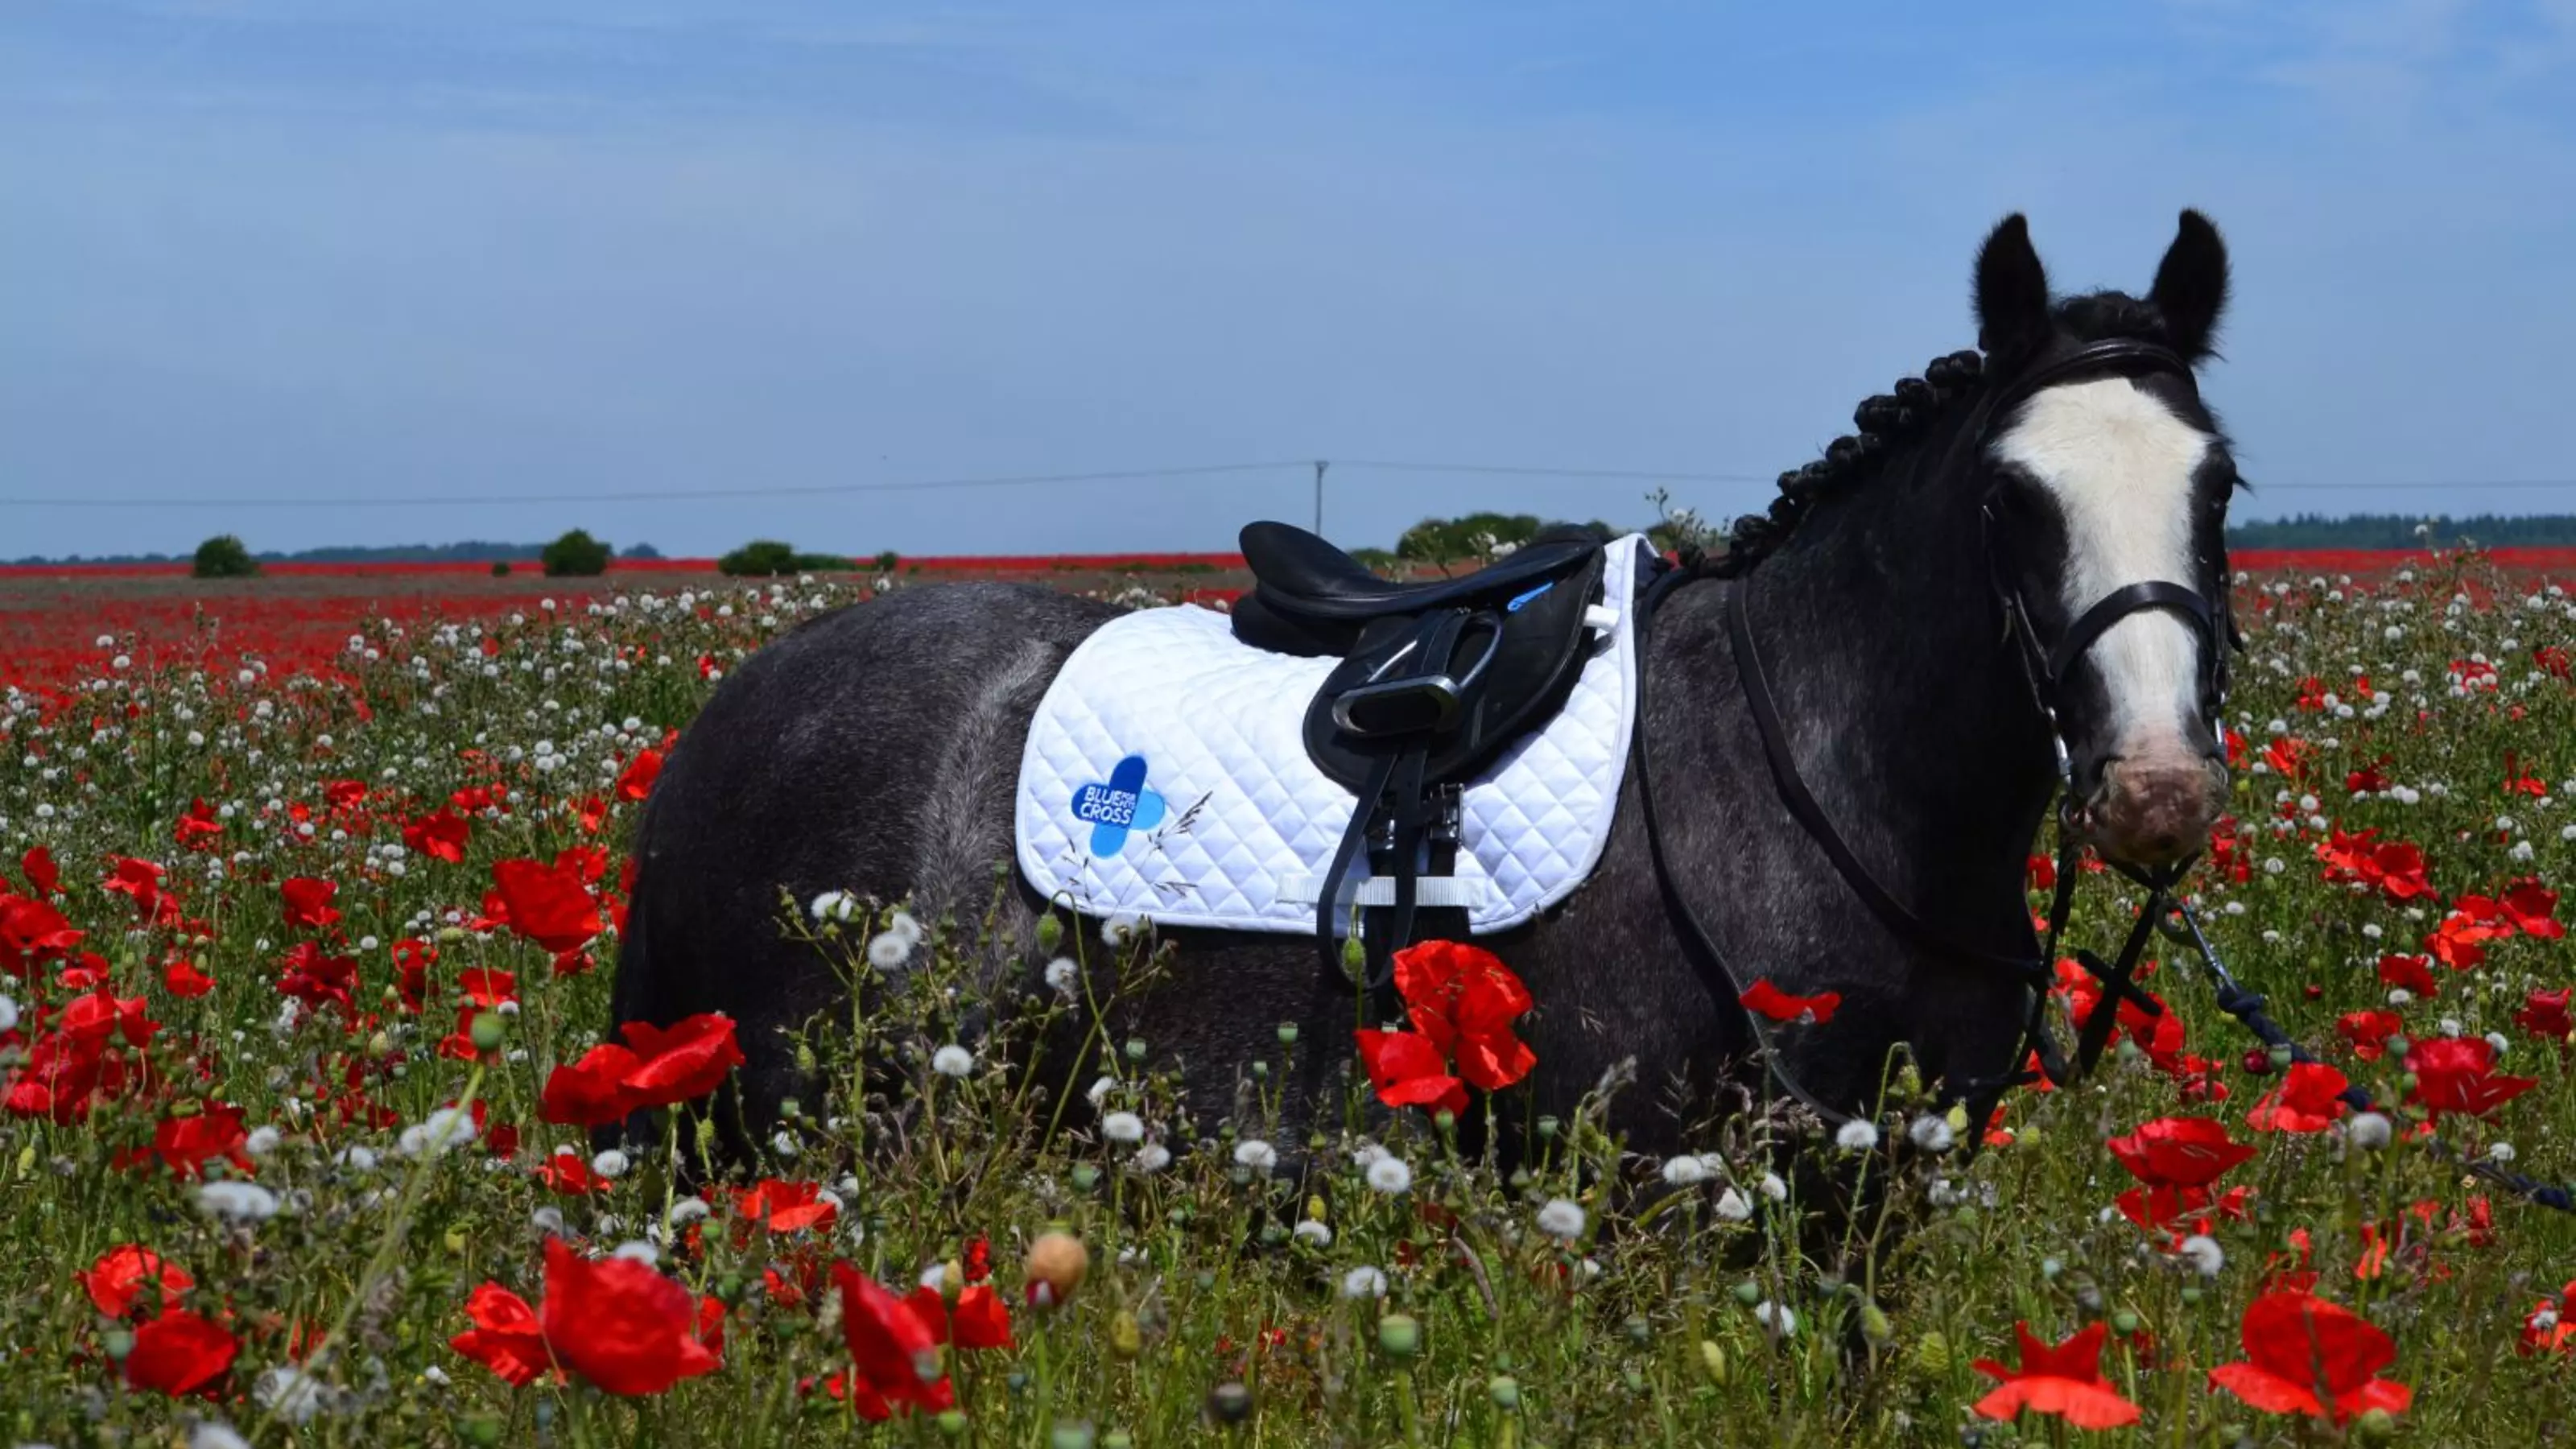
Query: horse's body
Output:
[[612, 213, 2240, 1163]]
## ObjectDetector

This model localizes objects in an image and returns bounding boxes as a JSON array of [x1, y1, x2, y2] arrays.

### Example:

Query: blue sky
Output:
[[4, 1, 2573, 557]]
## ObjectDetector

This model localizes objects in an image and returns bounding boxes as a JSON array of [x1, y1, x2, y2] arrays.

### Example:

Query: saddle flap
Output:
[[1302, 545, 1612, 793]]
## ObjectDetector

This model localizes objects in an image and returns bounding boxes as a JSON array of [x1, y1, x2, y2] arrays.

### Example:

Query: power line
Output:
[[0, 461, 1314, 510], [0, 459, 2569, 510]]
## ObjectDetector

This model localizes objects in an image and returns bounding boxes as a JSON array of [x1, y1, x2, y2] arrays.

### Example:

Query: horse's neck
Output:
[[1745, 479, 2058, 903]]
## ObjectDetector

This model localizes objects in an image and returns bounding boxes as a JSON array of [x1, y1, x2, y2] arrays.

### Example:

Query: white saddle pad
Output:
[[1015, 536, 1646, 936]]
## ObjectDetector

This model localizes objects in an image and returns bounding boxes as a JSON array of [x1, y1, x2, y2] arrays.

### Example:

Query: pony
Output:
[[608, 211, 2241, 1165]]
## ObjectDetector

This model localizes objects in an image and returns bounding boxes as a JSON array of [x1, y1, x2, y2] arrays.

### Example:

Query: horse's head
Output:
[[1972, 212, 2237, 871]]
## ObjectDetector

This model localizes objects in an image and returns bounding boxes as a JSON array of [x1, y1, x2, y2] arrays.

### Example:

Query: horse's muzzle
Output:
[[2070, 749, 2228, 869]]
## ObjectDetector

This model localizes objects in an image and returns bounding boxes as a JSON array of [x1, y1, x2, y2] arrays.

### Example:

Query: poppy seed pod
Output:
[[1023, 1231, 1088, 1310]]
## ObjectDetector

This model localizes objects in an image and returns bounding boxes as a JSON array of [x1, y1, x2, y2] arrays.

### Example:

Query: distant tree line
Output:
[[12, 539, 667, 567], [2223, 513, 2576, 549]]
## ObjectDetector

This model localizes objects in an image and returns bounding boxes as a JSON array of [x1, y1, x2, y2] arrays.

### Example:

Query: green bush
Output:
[[719, 540, 852, 576], [191, 535, 260, 580], [490, 559, 511, 577], [873, 549, 901, 573], [540, 529, 613, 578]]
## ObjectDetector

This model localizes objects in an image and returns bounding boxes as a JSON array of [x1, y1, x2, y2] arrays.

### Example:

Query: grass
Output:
[[1, 548, 2572, 1444]]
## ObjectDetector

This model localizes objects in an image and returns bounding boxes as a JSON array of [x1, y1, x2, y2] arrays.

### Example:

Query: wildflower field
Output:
[[2, 545, 2573, 1447]]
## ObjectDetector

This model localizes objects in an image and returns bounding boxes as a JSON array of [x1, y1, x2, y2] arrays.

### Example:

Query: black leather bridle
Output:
[[1633, 336, 2240, 1128]]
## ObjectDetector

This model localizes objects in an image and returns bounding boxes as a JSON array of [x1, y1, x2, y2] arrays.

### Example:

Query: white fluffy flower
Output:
[[1758, 1173, 1788, 1202], [2348, 1112, 2393, 1150], [1293, 1220, 1332, 1247], [612, 1240, 658, 1264], [2178, 1234, 2225, 1278], [245, 1125, 283, 1158], [196, 1180, 281, 1224], [398, 1106, 478, 1158], [1043, 956, 1080, 994], [886, 909, 923, 945], [335, 1146, 378, 1174], [1232, 1139, 1278, 1174], [1102, 913, 1146, 947], [254, 1366, 331, 1424], [931, 1045, 975, 1078], [1906, 1115, 1955, 1154], [191, 1421, 254, 1449], [1341, 1265, 1389, 1299], [1536, 1199, 1586, 1240], [867, 931, 914, 972], [809, 890, 857, 923], [1130, 1143, 1171, 1174], [1835, 1119, 1880, 1152], [1714, 1187, 1753, 1222], [1660, 1154, 1712, 1187], [1365, 1156, 1414, 1195], [1100, 1110, 1146, 1145], [1753, 1301, 1797, 1337], [0, 993, 19, 1034], [591, 1149, 630, 1179]]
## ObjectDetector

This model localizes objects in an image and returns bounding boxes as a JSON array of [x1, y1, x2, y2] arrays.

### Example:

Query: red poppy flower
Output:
[[451, 1282, 554, 1387], [1391, 940, 1536, 1092], [904, 1283, 1016, 1351], [402, 807, 472, 865], [1354, 1028, 1468, 1115], [537, 1237, 722, 1396], [2375, 953, 2436, 997], [174, 798, 225, 850], [279, 877, 341, 929], [1, 891, 85, 976], [830, 1262, 955, 1420], [736, 1179, 839, 1234], [539, 1042, 644, 1128], [2402, 1036, 2537, 1119], [122, 1102, 253, 1179], [2207, 1290, 2411, 1423], [1741, 978, 1843, 1025], [19, 844, 59, 896], [102, 857, 165, 918], [163, 958, 216, 997], [276, 940, 360, 1016], [534, 1151, 611, 1195], [2335, 1010, 2405, 1061], [1972, 1321, 2140, 1430], [615, 747, 665, 803], [124, 1309, 238, 1397], [492, 857, 601, 955], [618, 1013, 745, 1108], [2106, 1116, 2256, 1188], [2514, 987, 2572, 1042], [458, 968, 516, 1008], [2500, 879, 2564, 939], [2426, 906, 2512, 969], [2521, 1282, 2576, 1356], [2247, 1062, 2351, 1134], [80, 1245, 193, 1319]]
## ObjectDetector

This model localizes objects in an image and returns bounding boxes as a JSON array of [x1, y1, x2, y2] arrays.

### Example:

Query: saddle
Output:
[[1231, 522, 1613, 991]]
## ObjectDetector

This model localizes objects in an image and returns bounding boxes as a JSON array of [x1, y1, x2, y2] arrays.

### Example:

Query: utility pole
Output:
[[1313, 460, 1329, 537]]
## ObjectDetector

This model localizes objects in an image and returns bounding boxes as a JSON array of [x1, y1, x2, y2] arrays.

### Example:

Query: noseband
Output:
[[1976, 338, 2236, 786], [1634, 336, 2240, 1127]]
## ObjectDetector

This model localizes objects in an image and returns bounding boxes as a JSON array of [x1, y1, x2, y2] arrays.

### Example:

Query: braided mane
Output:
[[1711, 291, 2185, 579]]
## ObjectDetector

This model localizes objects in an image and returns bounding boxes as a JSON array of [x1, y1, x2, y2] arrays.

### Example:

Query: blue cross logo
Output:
[[1071, 753, 1166, 855]]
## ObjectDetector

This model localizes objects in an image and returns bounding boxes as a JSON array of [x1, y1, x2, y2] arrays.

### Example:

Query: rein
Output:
[[1637, 336, 2224, 1128]]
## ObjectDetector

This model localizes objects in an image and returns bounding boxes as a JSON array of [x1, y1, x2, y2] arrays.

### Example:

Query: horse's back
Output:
[[613, 581, 1117, 1137]]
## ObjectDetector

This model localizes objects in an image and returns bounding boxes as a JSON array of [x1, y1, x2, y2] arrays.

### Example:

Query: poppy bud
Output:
[[1024, 1231, 1088, 1310], [1858, 1302, 1893, 1344], [1101, 1435, 1134, 1449], [1276, 1022, 1298, 1046], [1909, 1330, 1951, 1377], [2353, 1409, 2398, 1443], [457, 1414, 505, 1447], [1377, 1313, 1421, 1360], [1732, 1280, 1762, 1306], [1488, 1376, 1521, 1410], [1036, 914, 1064, 952], [1071, 1163, 1100, 1193], [2112, 1309, 2141, 1335], [936, 1408, 968, 1437], [1207, 1382, 1253, 1423], [1698, 1340, 1729, 1385], [1051, 1422, 1096, 1449], [469, 1010, 505, 1053], [101, 1326, 134, 1362], [1536, 1117, 1559, 1140], [1110, 1310, 1143, 1360]]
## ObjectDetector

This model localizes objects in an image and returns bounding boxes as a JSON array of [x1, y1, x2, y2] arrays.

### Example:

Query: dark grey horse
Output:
[[609, 212, 2240, 1164]]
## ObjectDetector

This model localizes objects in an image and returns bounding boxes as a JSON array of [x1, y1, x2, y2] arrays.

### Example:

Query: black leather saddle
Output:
[[1227, 522, 1613, 995]]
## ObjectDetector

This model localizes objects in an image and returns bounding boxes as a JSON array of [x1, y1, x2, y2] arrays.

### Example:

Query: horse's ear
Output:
[[1973, 213, 2052, 361], [2147, 208, 2230, 361]]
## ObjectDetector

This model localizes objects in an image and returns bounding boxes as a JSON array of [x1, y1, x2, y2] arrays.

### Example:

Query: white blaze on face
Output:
[[1992, 378, 2211, 750]]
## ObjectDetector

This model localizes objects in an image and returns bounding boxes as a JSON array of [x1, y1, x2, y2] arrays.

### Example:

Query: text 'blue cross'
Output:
[[1071, 753, 1166, 856]]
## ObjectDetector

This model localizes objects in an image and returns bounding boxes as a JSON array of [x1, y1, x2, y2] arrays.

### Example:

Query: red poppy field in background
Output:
[[2, 538, 2573, 1442]]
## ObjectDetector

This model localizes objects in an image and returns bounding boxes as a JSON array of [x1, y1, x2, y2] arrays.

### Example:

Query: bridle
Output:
[[1976, 337, 2239, 793], [1633, 336, 2240, 1128]]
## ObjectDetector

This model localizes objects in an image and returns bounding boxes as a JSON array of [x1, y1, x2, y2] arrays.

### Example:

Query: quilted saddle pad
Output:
[[1015, 535, 1646, 936]]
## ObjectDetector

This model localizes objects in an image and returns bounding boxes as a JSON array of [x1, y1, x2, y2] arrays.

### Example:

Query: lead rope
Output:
[[2168, 900, 2576, 1215]]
